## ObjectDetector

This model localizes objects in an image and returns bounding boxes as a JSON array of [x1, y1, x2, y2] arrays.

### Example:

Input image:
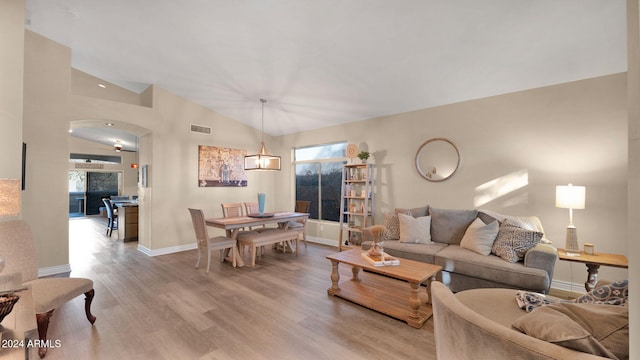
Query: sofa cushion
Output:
[[512, 303, 629, 359], [382, 240, 448, 263], [460, 218, 499, 256], [477, 210, 503, 225], [455, 288, 527, 328], [491, 224, 543, 263], [434, 245, 550, 291], [395, 205, 429, 218], [429, 207, 477, 245], [398, 213, 432, 244]]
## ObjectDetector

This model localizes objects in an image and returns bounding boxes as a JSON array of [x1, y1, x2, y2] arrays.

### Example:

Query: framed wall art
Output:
[[198, 145, 248, 187]]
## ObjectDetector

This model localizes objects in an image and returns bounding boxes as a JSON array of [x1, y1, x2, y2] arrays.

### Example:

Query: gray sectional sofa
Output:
[[362, 206, 558, 294]]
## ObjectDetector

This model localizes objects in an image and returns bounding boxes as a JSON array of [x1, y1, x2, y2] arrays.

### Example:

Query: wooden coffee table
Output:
[[326, 249, 442, 328]]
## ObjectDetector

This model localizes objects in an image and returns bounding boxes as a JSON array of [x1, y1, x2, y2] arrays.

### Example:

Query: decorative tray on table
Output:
[[361, 252, 400, 266], [248, 213, 275, 218]]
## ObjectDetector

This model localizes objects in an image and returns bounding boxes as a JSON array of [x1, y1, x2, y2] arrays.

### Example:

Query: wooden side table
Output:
[[557, 248, 628, 292]]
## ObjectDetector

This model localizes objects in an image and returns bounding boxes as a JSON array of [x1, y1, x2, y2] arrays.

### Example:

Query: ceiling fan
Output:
[[100, 140, 136, 153]]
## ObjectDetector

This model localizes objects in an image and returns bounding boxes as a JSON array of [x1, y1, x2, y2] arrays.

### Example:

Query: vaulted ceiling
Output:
[[26, 0, 627, 137]]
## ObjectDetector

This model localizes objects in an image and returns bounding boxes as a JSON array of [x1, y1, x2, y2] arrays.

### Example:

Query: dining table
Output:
[[205, 211, 309, 267]]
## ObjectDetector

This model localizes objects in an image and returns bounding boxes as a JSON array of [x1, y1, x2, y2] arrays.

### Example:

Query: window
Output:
[[294, 142, 346, 221]]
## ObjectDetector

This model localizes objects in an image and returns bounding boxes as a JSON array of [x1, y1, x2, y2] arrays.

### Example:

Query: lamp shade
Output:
[[555, 184, 586, 209], [0, 179, 21, 216], [244, 99, 281, 171], [244, 143, 281, 170]]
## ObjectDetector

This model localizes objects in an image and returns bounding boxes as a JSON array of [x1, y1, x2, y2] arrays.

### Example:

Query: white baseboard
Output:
[[38, 264, 72, 277], [138, 238, 337, 257], [306, 236, 339, 248], [550, 279, 587, 294], [137, 242, 197, 257]]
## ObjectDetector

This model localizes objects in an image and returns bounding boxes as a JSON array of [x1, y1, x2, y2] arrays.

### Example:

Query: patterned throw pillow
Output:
[[383, 209, 412, 240], [479, 210, 545, 233], [577, 280, 628, 305], [491, 224, 543, 263], [383, 213, 401, 240], [516, 280, 629, 313]]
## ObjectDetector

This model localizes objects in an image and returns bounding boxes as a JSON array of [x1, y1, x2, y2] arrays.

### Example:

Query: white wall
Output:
[[278, 73, 629, 290]]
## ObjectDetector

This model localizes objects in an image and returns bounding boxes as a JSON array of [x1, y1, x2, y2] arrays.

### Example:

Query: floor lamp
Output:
[[555, 184, 586, 253]]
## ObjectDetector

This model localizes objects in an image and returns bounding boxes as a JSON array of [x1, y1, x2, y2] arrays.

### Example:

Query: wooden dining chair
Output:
[[188, 208, 237, 272], [102, 198, 118, 237], [243, 202, 274, 232], [289, 200, 311, 247], [221, 202, 244, 218], [296, 200, 311, 214], [221, 202, 257, 255], [244, 201, 260, 216]]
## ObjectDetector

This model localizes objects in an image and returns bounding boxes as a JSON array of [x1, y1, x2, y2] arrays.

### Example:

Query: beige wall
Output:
[[279, 73, 629, 291], [22, 30, 72, 269], [16, 5, 631, 294], [0, 0, 24, 221], [71, 68, 145, 106], [627, 0, 639, 357], [10, 0, 636, 353], [22, 30, 277, 265], [140, 86, 277, 251]]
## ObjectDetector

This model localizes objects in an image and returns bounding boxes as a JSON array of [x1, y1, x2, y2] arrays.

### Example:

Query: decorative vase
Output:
[[258, 193, 266, 214]]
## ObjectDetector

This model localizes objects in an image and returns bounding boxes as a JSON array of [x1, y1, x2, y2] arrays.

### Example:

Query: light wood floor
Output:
[[44, 217, 436, 359]]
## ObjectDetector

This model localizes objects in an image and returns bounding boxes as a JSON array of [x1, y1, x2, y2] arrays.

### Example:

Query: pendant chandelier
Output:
[[244, 99, 281, 171]]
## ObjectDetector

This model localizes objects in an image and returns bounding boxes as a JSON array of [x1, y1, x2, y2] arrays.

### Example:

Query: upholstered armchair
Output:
[[0, 220, 96, 358], [431, 281, 609, 359]]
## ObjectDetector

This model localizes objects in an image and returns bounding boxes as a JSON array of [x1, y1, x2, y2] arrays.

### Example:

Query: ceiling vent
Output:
[[190, 124, 212, 135]]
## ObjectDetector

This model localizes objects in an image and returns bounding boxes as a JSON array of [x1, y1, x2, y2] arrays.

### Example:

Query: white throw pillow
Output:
[[398, 213, 432, 244], [460, 217, 499, 255]]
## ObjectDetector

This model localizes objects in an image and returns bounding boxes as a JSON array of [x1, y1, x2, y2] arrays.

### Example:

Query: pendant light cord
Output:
[[260, 98, 266, 144]]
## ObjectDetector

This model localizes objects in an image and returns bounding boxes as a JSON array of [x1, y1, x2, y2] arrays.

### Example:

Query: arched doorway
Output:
[[68, 119, 151, 262]]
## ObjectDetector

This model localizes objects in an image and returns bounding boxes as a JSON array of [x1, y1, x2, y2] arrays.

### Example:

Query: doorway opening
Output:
[[68, 170, 122, 218]]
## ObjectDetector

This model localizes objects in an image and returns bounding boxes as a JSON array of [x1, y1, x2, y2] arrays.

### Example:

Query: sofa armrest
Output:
[[524, 243, 558, 293]]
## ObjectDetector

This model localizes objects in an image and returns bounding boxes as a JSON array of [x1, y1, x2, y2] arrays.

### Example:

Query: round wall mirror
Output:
[[415, 138, 460, 182]]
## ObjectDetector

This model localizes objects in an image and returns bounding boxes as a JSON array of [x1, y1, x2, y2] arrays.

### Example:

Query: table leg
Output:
[[408, 282, 421, 322], [585, 263, 601, 292], [328, 260, 340, 295], [351, 266, 361, 282], [426, 274, 436, 304], [225, 229, 244, 267], [278, 222, 296, 253]]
